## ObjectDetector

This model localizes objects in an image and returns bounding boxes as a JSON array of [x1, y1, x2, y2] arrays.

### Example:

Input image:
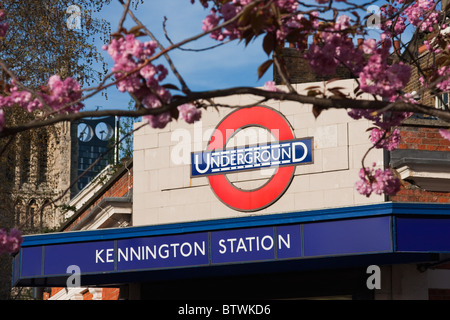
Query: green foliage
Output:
[[0, 0, 111, 87], [0, 1, 117, 299]]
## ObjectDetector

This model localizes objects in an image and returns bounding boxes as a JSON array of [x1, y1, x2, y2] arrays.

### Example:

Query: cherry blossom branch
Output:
[[0, 58, 53, 113], [163, 16, 230, 52], [36, 1, 260, 118], [117, 0, 191, 94], [2, 86, 449, 138], [117, 0, 131, 33]]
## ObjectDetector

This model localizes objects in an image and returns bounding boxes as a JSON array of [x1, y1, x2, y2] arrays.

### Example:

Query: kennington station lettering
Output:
[[92, 225, 302, 270], [191, 138, 313, 177]]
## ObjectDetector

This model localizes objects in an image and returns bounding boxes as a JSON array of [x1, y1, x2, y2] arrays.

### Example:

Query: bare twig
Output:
[[117, 0, 131, 33], [163, 16, 229, 52]]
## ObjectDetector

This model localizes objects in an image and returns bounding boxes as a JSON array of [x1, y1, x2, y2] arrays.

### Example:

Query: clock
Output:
[[95, 122, 114, 141], [78, 123, 93, 142]]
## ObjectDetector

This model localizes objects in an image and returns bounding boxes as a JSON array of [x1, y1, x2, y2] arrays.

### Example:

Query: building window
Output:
[[26, 200, 38, 230], [40, 200, 52, 230], [14, 200, 24, 227], [37, 130, 48, 184], [436, 93, 449, 110], [0, 138, 17, 187], [19, 135, 31, 185]]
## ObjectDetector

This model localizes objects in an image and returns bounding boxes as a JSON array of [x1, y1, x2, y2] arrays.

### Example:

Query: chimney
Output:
[[443, 0, 449, 15], [357, 38, 364, 49], [393, 40, 400, 55]]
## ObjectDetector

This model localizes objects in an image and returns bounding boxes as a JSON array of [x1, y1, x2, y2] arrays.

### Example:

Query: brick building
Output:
[[275, 45, 450, 202], [11, 44, 450, 300], [42, 160, 132, 300], [0, 120, 79, 299], [389, 42, 450, 202]]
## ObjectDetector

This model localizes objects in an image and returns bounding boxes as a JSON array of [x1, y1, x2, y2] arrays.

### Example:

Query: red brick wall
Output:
[[397, 126, 450, 151], [390, 124, 450, 203], [44, 163, 133, 300], [391, 188, 450, 203], [65, 165, 133, 232], [102, 288, 120, 300]]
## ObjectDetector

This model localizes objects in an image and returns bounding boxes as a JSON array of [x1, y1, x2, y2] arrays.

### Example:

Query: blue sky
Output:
[[85, 1, 273, 111], [84, 0, 417, 112]]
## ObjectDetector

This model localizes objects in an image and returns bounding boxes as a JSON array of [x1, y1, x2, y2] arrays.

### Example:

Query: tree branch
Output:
[[2, 86, 449, 138]]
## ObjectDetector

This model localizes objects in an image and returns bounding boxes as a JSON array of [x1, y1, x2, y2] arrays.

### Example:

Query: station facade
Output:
[[11, 78, 450, 300]]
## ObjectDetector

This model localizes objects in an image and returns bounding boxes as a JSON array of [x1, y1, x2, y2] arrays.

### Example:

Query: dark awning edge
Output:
[[12, 202, 450, 287]]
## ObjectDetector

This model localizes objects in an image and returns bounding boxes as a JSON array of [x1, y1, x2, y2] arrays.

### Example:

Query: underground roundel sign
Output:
[[191, 106, 313, 212]]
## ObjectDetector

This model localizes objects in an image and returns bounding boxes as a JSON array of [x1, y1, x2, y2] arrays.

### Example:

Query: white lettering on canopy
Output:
[[95, 241, 207, 264], [217, 234, 290, 254]]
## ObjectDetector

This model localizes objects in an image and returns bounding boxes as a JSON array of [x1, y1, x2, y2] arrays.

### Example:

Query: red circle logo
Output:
[[207, 106, 295, 212]]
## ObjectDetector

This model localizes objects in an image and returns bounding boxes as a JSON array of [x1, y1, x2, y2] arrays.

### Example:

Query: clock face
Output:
[[78, 123, 94, 142], [95, 122, 114, 141]]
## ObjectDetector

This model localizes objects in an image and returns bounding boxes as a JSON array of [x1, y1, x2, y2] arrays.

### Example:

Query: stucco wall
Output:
[[133, 79, 385, 226]]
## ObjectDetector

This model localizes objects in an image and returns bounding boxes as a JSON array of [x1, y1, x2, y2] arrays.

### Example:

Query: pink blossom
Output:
[[44, 75, 83, 113], [202, 0, 317, 46], [0, 22, 8, 38], [220, 3, 238, 20], [263, 81, 279, 92], [178, 104, 202, 124], [355, 177, 373, 197], [439, 129, 450, 141], [144, 86, 171, 108], [306, 43, 339, 76], [385, 15, 407, 35], [48, 75, 82, 102], [143, 112, 172, 129], [275, 0, 298, 12], [155, 64, 168, 82], [404, 0, 439, 32], [0, 109, 4, 132], [418, 65, 450, 93], [370, 128, 401, 151], [335, 15, 351, 31], [202, 10, 224, 40], [0, 75, 83, 120], [374, 168, 400, 195], [0, 9, 7, 38], [0, 228, 23, 255], [348, 109, 410, 131], [105, 34, 162, 95], [103, 34, 177, 129], [359, 56, 411, 99], [306, 16, 363, 76], [139, 65, 157, 80], [362, 39, 377, 55], [435, 66, 450, 92], [355, 165, 400, 197]]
